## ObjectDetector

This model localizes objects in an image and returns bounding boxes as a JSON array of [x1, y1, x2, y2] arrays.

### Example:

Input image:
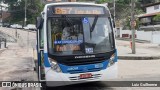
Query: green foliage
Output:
[[126, 17, 131, 30], [114, 0, 143, 29], [1, 0, 144, 29], [116, 0, 130, 5], [26, 0, 44, 24], [0, 0, 44, 25], [153, 14, 160, 21], [96, 0, 112, 4], [78, 0, 144, 29], [125, 16, 140, 30]]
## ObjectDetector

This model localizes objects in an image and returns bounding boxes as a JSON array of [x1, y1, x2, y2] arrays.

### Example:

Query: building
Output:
[[114, 2, 160, 44], [139, 2, 160, 31], [137, 2, 160, 44]]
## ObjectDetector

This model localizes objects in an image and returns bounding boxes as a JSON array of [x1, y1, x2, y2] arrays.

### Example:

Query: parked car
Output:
[[23, 24, 36, 30], [2, 23, 10, 28], [10, 24, 23, 29]]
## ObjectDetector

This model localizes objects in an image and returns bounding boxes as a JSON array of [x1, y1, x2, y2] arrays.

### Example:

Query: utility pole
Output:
[[24, 0, 27, 26], [131, 0, 136, 54], [0, 5, 3, 27], [113, 0, 116, 22]]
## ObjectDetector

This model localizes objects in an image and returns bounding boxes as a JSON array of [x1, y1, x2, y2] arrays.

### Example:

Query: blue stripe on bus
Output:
[[44, 53, 51, 67], [59, 60, 109, 73]]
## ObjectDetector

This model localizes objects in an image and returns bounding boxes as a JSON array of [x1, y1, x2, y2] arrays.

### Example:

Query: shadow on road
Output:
[[45, 82, 113, 90]]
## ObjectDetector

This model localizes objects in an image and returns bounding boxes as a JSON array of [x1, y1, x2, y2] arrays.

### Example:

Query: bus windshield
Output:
[[47, 16, 114, 55]]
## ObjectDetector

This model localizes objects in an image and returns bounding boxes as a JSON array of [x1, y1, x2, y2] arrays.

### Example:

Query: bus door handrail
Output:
[[38, 49, 46, 82]]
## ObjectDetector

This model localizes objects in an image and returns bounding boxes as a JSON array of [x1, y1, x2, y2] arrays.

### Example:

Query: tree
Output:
[[0, 0, 44, 25], [153, 14, 160, 21], [95, 0, 112, 4], [26, 0, 44, 24], [78, 0, 144, 28]]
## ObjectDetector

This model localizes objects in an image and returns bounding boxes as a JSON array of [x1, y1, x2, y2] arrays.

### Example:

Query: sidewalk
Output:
[[116, 39, 160, 60], [0, 48, 6, 54], [0, 28, 38, 90]]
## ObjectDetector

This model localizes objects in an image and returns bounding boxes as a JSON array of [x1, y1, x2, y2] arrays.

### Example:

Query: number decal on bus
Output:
[[55, 8, 72, 14]]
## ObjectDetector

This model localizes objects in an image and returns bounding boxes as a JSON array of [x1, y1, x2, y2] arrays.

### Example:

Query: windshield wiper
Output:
[[90, 16, 98, 32]]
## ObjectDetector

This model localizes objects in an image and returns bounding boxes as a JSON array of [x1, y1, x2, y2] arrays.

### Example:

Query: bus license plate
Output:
[[80, 73, 92, 79]]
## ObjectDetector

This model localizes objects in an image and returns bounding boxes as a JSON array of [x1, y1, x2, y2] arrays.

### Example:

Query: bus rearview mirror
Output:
[[36, 17, 43, 29], [111, 14, 115, 28]]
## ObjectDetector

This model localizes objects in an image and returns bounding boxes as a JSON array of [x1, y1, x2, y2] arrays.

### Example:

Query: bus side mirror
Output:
[[113, 20, 115, 28], [36, 17, 43, 29], [111, 14, 115, 28]]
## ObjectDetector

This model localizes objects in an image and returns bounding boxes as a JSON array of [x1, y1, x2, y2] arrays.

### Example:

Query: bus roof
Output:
[[44, 2, 108, 9], [41, 2, 110, 17]]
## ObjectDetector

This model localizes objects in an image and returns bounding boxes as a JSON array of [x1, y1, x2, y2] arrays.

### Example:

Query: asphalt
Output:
[[116, 38, 160, 60]]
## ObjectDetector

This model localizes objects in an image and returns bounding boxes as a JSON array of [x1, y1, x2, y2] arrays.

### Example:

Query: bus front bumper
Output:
[[45, 63, 118, 87]]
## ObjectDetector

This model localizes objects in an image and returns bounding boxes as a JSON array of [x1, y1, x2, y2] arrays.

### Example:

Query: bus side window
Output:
[[52, 33, 62, 48], [52, 33, 55, 48], [40, 23, 44, 49]]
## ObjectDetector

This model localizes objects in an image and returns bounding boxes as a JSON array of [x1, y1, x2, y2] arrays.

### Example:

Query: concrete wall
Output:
[[120, 30, 131, 38], [119, 29, 152, 41], [136, 31, 152, 41], [137, 31, 160, 44], [118, 29, 160, 44], [137, 4, 160, 44], [152, 31, 160, 44]]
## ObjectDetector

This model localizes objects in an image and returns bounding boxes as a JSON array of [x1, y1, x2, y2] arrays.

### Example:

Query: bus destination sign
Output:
[[53, 6, 105, 15]]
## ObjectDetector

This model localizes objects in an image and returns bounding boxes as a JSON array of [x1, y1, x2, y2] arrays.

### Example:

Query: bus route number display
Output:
[[54, 6, 104, 14]]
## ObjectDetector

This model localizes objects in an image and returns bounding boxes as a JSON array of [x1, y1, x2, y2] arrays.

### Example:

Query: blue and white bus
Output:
[[36, 2, 118, 87]]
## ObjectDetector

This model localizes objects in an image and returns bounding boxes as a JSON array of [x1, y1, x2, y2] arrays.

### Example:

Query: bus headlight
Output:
[[108, 54, 115, 67], [48, 58, 62, 73]]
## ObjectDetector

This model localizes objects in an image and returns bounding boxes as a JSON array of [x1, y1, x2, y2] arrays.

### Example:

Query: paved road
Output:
[[46, 59, 160, 90], [118, 60, 160, 79], [0, 28, 37, 90]]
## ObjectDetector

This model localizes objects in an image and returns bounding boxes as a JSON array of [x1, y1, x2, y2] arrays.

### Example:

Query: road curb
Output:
[[118, 56, 160, 60], [116, 38, 150, 43]]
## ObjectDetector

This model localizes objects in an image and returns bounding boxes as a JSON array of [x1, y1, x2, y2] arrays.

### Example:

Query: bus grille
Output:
[[60, 57, 106, 66], [68, 68, 102, 74]]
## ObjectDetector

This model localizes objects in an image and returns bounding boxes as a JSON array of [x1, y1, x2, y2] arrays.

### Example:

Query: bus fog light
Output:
[[108, 54, 115, 67], [49, 58, 62, 72]]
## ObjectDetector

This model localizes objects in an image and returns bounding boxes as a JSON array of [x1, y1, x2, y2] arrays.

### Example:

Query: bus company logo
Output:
[[67, 67, 78, 71], [2, 82, 11, 87], [75, 55, 95, 59]]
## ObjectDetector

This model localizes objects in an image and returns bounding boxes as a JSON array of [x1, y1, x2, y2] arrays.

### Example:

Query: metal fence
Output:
[[0, 31, 17, 43]]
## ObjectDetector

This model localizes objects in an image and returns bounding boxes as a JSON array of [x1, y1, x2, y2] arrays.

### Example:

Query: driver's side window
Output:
[[40, 23, 44, 49]]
